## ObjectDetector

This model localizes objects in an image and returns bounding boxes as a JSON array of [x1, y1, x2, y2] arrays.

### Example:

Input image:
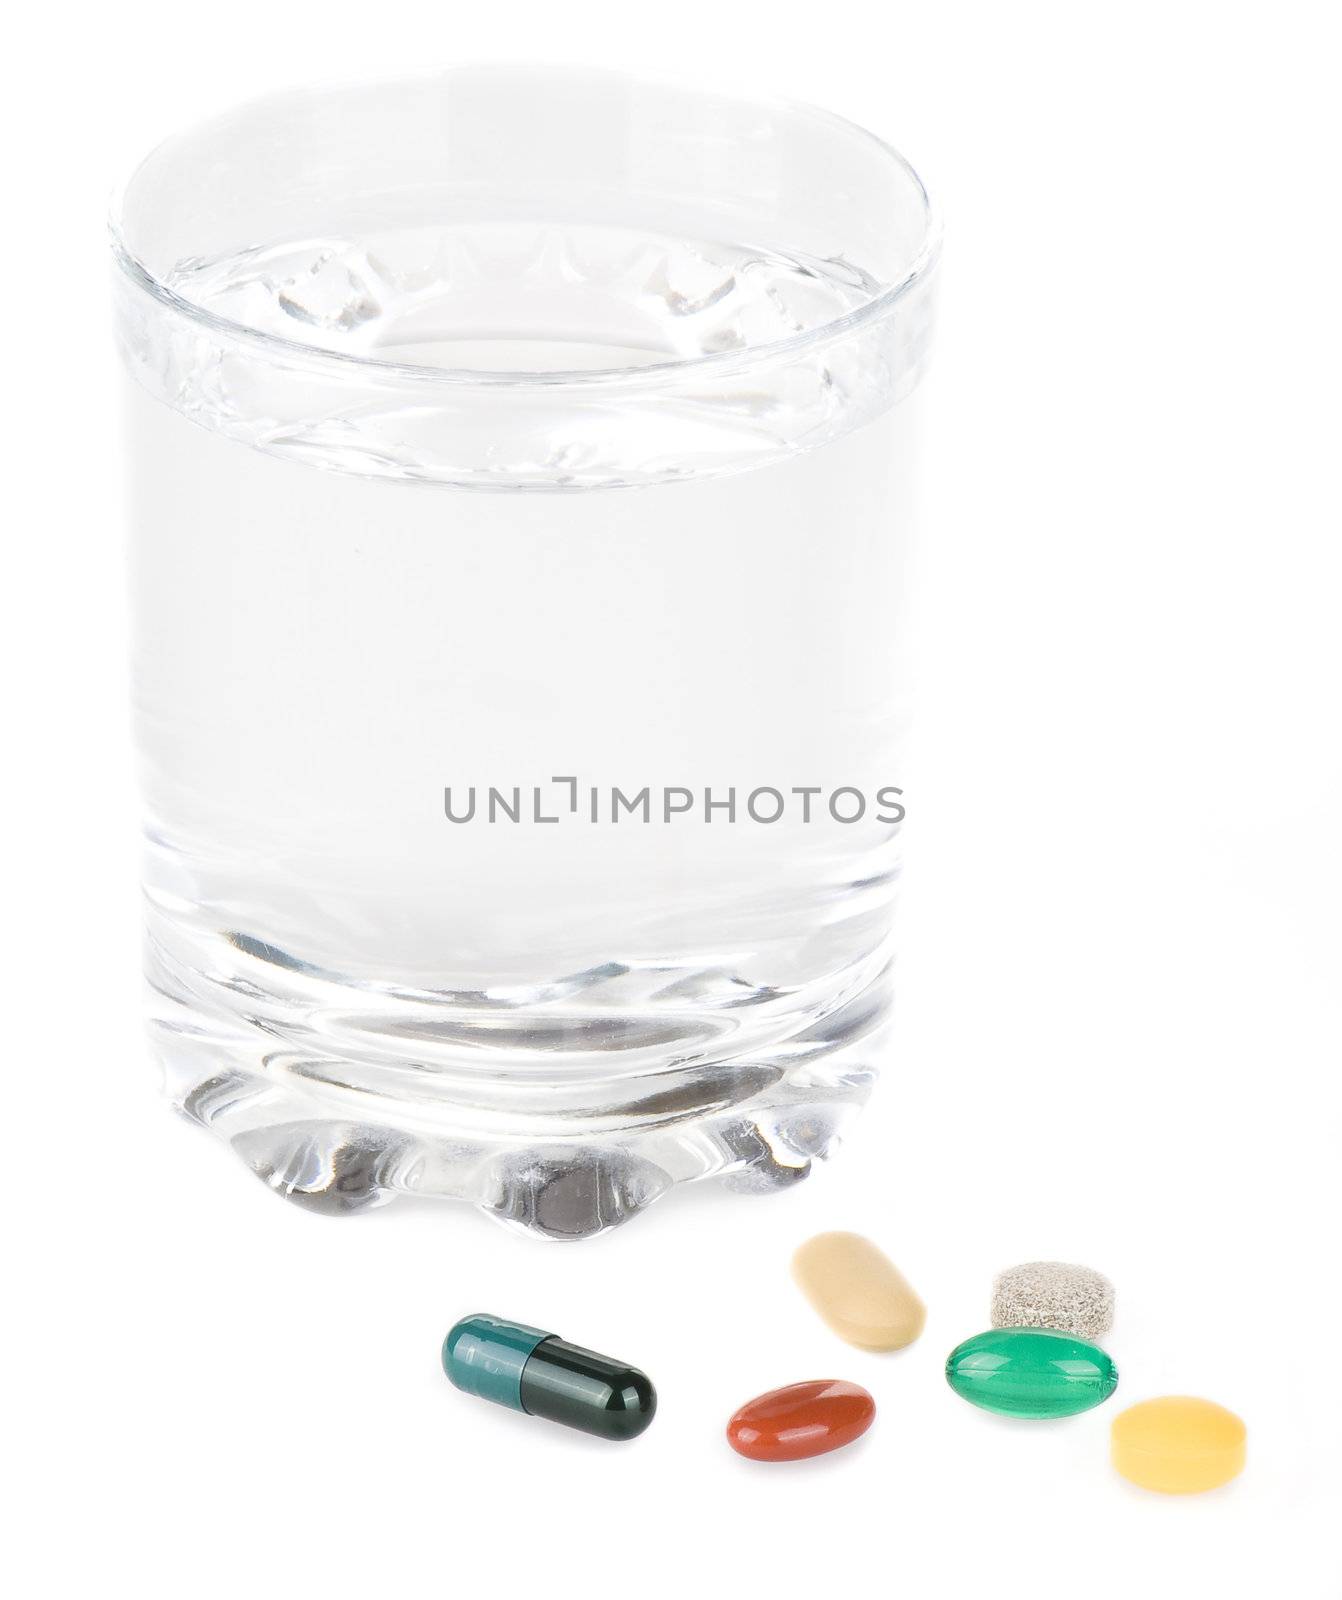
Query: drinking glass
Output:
[[112, 66, 939, 1236]]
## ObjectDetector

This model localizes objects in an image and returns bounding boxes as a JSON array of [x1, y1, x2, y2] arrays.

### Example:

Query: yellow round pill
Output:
[[1111, 1396, 1246, 1493]]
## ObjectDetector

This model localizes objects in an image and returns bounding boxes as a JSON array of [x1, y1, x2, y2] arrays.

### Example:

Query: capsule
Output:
[[442, 1314, 656, 1441], [946, 1327, 1118, 1418], [727, 1379, 875, 1462]]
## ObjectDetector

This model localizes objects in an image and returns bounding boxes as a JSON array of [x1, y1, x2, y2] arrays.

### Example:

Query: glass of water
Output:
[[112, 67, 938, 1237]]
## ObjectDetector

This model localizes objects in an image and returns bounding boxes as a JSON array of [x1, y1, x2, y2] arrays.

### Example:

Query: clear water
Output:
[[165, 223, 882, 369], [125, 224, 917, 1234]]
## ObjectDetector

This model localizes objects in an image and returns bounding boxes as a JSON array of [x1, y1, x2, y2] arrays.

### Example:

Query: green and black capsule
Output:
[[442, 1314, 656, 1441]]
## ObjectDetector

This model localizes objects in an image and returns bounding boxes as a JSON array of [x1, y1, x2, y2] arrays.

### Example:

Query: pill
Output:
[[991, 1260, 1114, 1339], [727, 1379, 875, 1462], [442, 1313, 656, 1441], [791, 1230, 926, 1351], [946, 1327, 1118, 1418], [1111, 1396, 1246, 1493]]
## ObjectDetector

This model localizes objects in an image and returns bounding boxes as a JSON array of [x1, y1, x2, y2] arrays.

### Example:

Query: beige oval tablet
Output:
[[792, 1231, 926, 1351]]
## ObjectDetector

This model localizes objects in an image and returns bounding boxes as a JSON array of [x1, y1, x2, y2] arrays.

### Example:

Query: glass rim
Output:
[[108, 64, 941, 392]]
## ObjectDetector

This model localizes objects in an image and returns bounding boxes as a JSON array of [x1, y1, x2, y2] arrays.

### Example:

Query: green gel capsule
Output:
[[946, 1327, 1118, 1419], [442, 1314, 656, 1441]]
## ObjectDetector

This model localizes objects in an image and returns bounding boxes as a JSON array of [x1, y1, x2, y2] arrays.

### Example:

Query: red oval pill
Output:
[[726, 1379, 875, 1462]]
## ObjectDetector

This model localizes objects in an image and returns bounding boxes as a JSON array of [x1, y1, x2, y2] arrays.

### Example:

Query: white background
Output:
[[4, 2, 1339, 1595]]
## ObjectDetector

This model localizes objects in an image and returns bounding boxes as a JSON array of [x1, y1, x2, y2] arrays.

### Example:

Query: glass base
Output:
[[145, 909, 888, 1238]]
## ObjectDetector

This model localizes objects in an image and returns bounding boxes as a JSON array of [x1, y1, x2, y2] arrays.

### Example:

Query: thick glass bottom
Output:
[[145, 907, 889, 1238]]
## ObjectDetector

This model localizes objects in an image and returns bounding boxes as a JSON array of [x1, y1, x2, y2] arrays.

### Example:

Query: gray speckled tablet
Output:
[[991, 1261, 1114, 1339]]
